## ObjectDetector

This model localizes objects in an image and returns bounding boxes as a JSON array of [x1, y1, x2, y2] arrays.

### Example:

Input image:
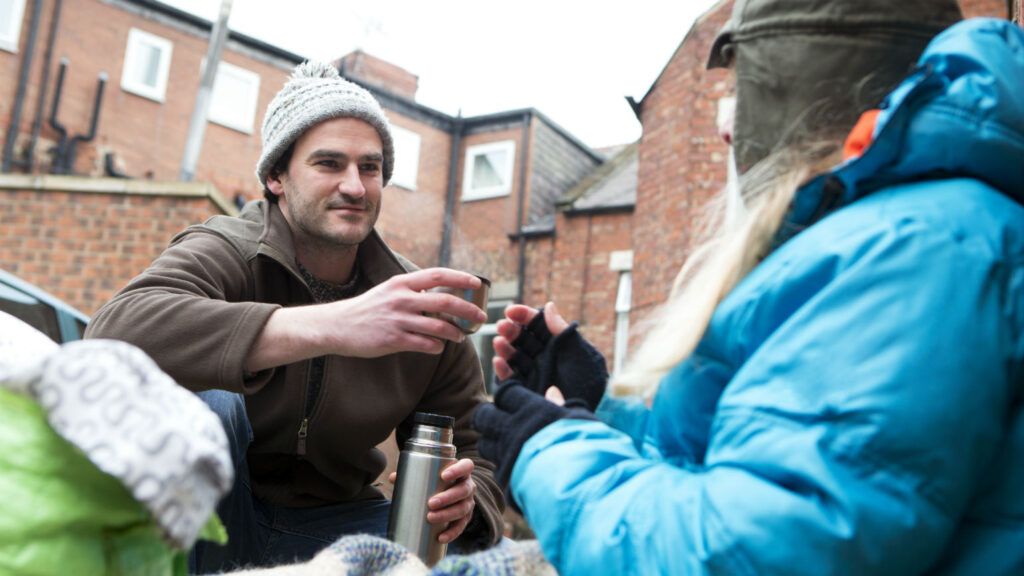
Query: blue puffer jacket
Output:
[[512, 19, 1024, 576]]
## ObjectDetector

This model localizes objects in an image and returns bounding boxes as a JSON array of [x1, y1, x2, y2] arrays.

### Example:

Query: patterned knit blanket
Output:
[[228, 534, 556, 576]]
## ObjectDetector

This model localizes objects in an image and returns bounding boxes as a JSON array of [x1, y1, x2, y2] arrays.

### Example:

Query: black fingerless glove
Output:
[[473, 381, 596, 510], [507, 309, 609, 411]]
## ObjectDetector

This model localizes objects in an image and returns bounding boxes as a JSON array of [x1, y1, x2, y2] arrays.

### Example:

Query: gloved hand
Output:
[[473, 382, 596, 505], [507, 308, 609, 411]]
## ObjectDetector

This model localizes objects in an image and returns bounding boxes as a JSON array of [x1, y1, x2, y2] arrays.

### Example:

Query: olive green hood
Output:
[[708, 0, 962, 172]]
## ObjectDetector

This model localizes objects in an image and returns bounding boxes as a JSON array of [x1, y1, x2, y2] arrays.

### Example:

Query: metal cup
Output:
[[428, 274, 490, 334]]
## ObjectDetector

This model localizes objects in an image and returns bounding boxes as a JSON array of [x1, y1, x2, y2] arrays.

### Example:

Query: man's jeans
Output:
[[189, 390, 392, 574]]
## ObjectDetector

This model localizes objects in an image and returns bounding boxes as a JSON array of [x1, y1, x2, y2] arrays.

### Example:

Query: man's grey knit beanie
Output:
[[256, 60, 394, 188]]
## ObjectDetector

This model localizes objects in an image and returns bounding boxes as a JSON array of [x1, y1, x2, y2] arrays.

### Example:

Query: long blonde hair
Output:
[[611, 145, 841, 400]]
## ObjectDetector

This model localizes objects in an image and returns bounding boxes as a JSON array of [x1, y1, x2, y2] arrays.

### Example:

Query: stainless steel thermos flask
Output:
[[387, 412, 457, 565]]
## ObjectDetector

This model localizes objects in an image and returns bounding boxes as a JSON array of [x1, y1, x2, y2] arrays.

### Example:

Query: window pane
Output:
[[210, 71, 246, 122], [470, 325, 499, 394], [121, 29, 172, 101], [136, 42, 162, 88], [0, 0, 26, 50], [390, 125, 421, 189], [0, 0, 15, 36], [208, 62, 259, 133], [485, 300, 510, 324], [0, 295, 62, 343], [462, 141, 515, 199], [472, 150, 507, 189], [73, 318, 87, 340]]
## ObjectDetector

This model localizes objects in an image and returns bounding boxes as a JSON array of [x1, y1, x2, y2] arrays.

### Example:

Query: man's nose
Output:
[[338, 164, 366, 197]]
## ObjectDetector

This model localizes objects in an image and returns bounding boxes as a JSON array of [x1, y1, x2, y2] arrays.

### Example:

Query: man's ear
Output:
[[266, 171, 286, 198]]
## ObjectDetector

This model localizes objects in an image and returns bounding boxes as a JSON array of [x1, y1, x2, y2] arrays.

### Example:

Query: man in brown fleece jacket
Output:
[[85, 61, 504, 573]]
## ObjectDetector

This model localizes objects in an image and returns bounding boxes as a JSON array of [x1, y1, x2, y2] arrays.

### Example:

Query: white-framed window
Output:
[[207, 60, 261, 134], [121, 28, 173, 102], [462, 140, 516, 201], [389, 125, 421, 190], [609, 250, 633, 374], [0, 0, 27, 53]]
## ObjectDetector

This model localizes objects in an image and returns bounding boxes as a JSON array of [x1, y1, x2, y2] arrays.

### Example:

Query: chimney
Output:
[[336, 50, 419, 100]]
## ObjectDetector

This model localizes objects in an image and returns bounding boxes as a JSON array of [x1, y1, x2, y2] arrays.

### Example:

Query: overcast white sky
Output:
[[160, 0, 722, 150]]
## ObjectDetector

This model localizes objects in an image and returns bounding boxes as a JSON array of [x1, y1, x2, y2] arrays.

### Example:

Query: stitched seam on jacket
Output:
[[714, 405, 959, 521], [918, 102, 1024, 147]]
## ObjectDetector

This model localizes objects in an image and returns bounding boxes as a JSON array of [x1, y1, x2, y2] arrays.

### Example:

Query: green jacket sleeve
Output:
[[0, 389, 186, 576]]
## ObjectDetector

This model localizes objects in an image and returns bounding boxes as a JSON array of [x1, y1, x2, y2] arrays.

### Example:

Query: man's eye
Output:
[[316, 160, 340, 169], [360, 163, 381, 173]]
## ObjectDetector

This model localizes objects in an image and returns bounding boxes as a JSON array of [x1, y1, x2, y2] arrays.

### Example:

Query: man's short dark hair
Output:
[[262, 144, 294, 204]]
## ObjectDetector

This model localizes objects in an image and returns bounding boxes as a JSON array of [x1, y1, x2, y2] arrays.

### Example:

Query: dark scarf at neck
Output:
[[297, 262, 361, 303]]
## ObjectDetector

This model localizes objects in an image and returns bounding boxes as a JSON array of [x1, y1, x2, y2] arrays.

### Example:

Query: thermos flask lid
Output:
[[414, 412, 454, 429]]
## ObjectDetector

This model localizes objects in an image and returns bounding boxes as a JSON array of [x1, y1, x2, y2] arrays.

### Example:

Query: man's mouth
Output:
[[328, 203, 365, 212]]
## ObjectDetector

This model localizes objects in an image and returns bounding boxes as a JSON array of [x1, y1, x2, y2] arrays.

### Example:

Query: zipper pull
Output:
[[297, 417, 309, 456]]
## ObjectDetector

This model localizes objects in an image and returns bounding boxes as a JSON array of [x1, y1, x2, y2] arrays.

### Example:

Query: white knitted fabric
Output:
[[224, 534, 557, 576], [256, 60, 395, 188], [0, 312, 233, 550]]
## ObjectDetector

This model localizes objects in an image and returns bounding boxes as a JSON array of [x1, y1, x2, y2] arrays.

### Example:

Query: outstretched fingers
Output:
[[503, 303, 540, 325], [541, 301, 571, 336], [401, 267, 482, 292], [493, 355, 514, 381]]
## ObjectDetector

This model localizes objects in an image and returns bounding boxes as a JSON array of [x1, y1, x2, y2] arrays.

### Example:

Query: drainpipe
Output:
[[62, 72, 107, 173], [180, 0, 233, 181], [514, 110, 533, 304], [439, 112, 463, 267], [25, 0, 62, 172], [2, 0, 44, 172], [47, 58, 69, 172]]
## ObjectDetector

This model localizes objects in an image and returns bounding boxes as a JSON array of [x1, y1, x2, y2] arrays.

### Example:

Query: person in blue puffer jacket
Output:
[[473, 1, 1024, 573]]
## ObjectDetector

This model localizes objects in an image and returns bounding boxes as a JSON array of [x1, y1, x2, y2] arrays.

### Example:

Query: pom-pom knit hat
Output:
[[255, 60, 394, 188]]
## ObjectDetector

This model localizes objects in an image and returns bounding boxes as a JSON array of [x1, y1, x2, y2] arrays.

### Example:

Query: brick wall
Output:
[[521, 235, 555, 307], [961, 0, 1009, 16], [631, 2, 733, 328], [531, 210, 633, 368], [448, 125, 527, 290], [0, 176, 233, 314]]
